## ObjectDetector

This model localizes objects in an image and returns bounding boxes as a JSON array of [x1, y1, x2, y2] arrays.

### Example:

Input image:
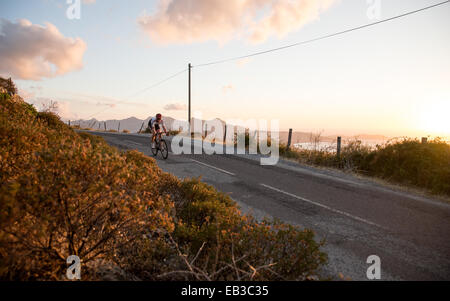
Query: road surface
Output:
[[86, 131, 450, 281]]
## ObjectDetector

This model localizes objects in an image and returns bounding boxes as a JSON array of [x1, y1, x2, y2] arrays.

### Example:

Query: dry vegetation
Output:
[[279, 138, 450, 197], [0, 92, 326, 280]]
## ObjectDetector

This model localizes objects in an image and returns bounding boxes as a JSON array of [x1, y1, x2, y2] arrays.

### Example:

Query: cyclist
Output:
[[149, 113, 168, 148]]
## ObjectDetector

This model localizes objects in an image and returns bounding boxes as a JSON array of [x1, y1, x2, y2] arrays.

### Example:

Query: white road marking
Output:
[[191, 159, 236, 176], [260, 183, 383, 229], [124, 140, 143, 146]]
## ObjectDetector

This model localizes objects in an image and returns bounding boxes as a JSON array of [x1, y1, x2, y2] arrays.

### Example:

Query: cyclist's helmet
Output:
[[156, 113, 162, 120]]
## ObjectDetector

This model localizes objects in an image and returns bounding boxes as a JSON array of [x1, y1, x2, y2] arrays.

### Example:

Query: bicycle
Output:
[[151, 132, 169, 159]]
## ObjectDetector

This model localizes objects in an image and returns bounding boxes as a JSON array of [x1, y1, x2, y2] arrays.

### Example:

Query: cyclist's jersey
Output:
[[150, 117, 165, 131]]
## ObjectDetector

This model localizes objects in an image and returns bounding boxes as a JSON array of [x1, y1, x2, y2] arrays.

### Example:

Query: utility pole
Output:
[[188, 63, 192, 133]]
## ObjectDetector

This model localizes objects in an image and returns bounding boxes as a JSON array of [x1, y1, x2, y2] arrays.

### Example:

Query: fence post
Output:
[[98, 123, 100, 130], [118, 122, 120, 132], [104, 122, 107, 131], [68, 120, 71, 127], [138, 122, 144, 134], [287, 128, 293, 150], [337, 136, 342, 157], [223, 124, 227, 143], [422, 137, 428, 144]]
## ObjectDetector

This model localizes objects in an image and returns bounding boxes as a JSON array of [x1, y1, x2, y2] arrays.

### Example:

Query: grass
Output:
[[0, 92, 327, 280], [231, 130, 449, 196], [279, 138, 450, 197]]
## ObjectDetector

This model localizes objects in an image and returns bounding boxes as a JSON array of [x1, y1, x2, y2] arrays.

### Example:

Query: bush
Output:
[[140, 128, 181, 136], [168, 130, 181, 136], [279, 139, 450, 196], [0, 96, 174, 280], [362, 139, 450, 195], [0, 92, 327, 280], [0, 93, 11, 102], [121, 179, 327, 281], [0, 77, 17, 95], [37, 111, 65, 131]]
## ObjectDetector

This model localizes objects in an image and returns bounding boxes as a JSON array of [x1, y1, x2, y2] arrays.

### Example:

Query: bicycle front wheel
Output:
[[151, 139, 158, 156], [160, 140, 168, 159]]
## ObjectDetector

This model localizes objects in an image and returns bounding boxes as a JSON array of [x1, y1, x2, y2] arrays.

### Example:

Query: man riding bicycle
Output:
[[149, 113, 168, 148]]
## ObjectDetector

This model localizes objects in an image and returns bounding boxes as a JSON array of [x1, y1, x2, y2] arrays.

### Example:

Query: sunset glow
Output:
[[418, 100, 450, 136]]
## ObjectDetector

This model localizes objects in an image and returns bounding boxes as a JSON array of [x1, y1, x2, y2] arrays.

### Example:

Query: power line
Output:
[[127, 68, 188, 99], [193, 0, 450, 68], [84, 0, 449, 121], [86, 68, 187, 119]]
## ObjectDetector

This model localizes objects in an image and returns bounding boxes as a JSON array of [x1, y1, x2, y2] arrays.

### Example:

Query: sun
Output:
[[418, 100, 450, 136]]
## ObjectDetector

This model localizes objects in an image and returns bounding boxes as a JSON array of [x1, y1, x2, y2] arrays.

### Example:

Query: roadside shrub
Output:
[[168, 130, 181, 136], [0, 96, 174, 280], [0, 93, 11, 102], [37, 111, 66, 131], [121, 179, 327, 281], [0, 92, 327, 280], [78, 131, 106, 146], [279, 138, 450, 196], [362, 139, 450, 195]]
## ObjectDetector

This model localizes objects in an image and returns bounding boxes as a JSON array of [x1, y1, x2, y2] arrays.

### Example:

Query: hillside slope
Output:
[[0, 93, 326, 280]]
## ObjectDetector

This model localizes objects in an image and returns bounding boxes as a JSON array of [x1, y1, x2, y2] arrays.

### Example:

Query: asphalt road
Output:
[[86, 131, 450, 281]]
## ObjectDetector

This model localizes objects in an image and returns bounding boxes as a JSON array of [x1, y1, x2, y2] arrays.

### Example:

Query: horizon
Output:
[[1, 0, 449, 139], [70, 114, 450, 142]]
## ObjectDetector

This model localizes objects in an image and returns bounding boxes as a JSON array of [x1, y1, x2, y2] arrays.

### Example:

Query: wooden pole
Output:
[[104, 122, 107, 131], [118, 122, 120, 132], [287, 128, 293, 150], [337, 136, 342, 157], [188, 63, 192, 133], [224, 124, 227, 143], [139, 122, 144, 134]]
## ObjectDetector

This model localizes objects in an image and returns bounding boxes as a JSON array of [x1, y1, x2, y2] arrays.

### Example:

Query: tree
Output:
[[0, 77, 17, 95]]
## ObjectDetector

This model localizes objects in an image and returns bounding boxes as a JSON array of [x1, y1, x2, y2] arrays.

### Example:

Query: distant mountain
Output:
[[70, 116, 389, 143], [71, 116, 227, 134], [72, 116, 157, 133]]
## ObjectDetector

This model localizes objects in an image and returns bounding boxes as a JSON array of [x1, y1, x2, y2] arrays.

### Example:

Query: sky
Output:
[[1, 0, 449, 138]]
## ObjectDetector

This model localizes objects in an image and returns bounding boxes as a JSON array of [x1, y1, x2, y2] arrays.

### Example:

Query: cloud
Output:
[[23, 97, 76, 120], [0, 19, 87, 80], [96, 102, 116, 108], [164, 103, 187, 111], [53, 100, 76, 120], [82, 0, 97, 4], [222, 84, 233, 94], [19, 89, 36, 101], [138, 0, 337, 44]]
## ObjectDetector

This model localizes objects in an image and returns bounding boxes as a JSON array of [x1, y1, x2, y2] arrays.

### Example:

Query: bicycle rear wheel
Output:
[[160, 140, 168, 159]]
